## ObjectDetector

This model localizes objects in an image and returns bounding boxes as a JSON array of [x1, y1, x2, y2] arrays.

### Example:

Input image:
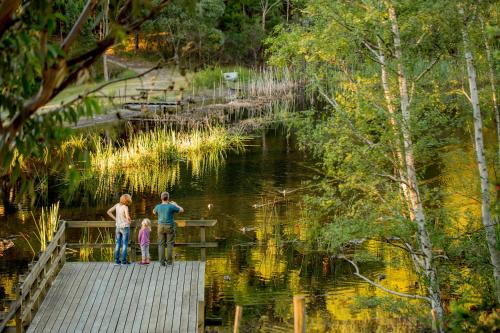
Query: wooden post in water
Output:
[[293, 295, 306, 333], [233, 305, 243, 333], [60, 221, 66, 266]]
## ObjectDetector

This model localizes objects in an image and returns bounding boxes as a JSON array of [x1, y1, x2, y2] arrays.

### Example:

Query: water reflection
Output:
[[1, 130, 424, 331]]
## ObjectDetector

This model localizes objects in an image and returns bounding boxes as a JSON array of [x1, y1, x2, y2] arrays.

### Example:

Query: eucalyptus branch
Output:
[[0, 0, 21, 40], [339, 255, 432, 302], [61, 0, 99, 52]]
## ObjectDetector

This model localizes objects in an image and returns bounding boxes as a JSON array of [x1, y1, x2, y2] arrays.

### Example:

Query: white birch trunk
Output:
[[461, 8, 500, 304], [480, 17, 500, 168], [377, 38, 412, 218], [388, 5, 445, 329]]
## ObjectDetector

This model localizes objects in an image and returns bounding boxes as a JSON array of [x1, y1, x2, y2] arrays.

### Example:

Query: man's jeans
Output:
[[114, 226, 130, 263], [158, 224, 175, 264]]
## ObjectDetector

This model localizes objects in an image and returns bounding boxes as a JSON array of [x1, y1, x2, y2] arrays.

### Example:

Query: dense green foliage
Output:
[[119, 0, 299, 66], [268, 0, 499, 329]]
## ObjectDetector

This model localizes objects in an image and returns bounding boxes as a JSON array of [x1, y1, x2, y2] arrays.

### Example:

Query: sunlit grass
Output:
[[90, 126, 247, 171], [97, 228, 114, 261], [79, 228, 93, 262], [32, 202, 60, 251]]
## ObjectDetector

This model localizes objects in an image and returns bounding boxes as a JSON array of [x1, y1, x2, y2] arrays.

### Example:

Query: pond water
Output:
[[1, 125, 433, 332]]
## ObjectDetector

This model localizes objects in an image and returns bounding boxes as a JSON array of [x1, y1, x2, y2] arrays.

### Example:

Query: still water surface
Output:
[[0, 127, 424, 332]]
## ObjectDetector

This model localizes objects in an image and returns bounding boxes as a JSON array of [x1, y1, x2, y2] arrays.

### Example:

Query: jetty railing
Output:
[[0, 219, 216, 333], [0, 221, 67, 333], [65, 219, 217, 261]]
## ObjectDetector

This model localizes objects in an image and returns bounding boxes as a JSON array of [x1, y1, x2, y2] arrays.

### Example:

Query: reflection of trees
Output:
[[204, 237, 423, 331]]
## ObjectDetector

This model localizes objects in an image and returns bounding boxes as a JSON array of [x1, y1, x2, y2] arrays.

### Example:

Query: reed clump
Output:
[[90, 127, 247, 171], [79, 228, 93, 262], [33, 202, 60, 251]]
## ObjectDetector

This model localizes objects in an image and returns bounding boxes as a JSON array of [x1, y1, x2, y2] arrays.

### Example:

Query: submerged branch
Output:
[[339, 255, 431, 302]]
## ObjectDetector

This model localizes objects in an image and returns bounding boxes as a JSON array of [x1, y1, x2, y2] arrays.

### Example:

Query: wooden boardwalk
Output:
[[25, 261, 205, 333]]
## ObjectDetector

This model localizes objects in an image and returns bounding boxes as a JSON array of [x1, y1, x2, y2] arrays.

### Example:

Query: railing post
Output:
[[293, 295, 306, 333], [200, 227, 206, 261], [197, 300, 205, 333], [233, 305, 243, 333], [60, 221, 66, 266], [15, 285, 23, 333]]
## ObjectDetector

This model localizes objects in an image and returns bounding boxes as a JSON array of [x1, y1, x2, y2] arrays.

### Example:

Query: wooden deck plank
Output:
[[107, 263, 137, 333], [40, 263, 88, 333], [180, 262, 194, 332], [171, 262, 187, 332], [26, 263, 75, 333], [74, 262, 112, 332], [188, 262, 200, 333], [26, 261, 205, 333], [139, 263, 161, 333], [55, 262, 99, 333], [156, 263, 174, 332], [123, 264, 148, 333], [164, 263, 181, 333], [131, 263, 155, 333], [65, 262, 106, 333], [95, 263, 128, 333], [148, 264, 168, 332], [39, 262, 96, 333], [81, 263, 114, 332], [88, 264, 119, 333]]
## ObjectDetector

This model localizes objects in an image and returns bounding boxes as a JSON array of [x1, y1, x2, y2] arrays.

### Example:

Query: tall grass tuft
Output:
[[90, 126, 247, 171], [32, 202, 60, 251], [97, 228, 114, 261], [79, 228, 93, 262]]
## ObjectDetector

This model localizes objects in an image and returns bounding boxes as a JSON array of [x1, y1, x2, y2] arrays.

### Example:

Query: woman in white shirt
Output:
[[107, 194, 132, 265]]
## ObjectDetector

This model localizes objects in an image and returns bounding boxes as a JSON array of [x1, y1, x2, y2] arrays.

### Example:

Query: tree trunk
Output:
[[461, 8, 500, 304], [388, 5, 445, 329], [102, 0, 109, 81], [134, 32, 140, 54], [480, 17, 500, 169], [377, 38, 412, 218]]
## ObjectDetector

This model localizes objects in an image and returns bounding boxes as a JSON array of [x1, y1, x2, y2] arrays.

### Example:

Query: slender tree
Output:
[[479, 16, 500, 168], [459, 5, 500, 304], [388, 4, 445, 327]]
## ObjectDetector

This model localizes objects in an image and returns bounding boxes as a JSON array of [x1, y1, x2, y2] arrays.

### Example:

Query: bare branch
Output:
[[376, 173, 414, 191], [61, 0, 99, 52], [414, 55, 441, 83], [339, 255, 431, 302]]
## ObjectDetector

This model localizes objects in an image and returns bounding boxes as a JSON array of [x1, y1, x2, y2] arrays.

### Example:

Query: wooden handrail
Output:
[[65, 220, 217, 228], [66, 242, 218, 248], [20, 222, 66, 298], [0, 221, 66, 332]]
